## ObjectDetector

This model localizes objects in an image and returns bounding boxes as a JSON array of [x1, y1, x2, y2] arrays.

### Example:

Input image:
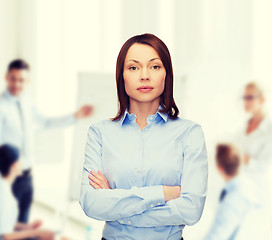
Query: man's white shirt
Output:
[[0, 90, 77, 170]]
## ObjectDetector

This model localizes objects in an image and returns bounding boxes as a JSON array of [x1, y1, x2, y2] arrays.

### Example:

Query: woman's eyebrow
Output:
[[149, 57, 161, 62], [127, 58, 161, 63], [127, 59, 139, 63]]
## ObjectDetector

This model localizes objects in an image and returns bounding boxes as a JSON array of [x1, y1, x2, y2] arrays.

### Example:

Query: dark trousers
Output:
[[12, 170, 33, 223]]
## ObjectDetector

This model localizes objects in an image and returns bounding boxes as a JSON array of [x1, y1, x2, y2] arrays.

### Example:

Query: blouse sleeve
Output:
[[116, 124, 208, 227], [79, 124, 166, 221]]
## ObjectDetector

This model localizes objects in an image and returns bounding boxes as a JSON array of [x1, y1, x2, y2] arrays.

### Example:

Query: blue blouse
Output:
[[80, 105, 208, 240]]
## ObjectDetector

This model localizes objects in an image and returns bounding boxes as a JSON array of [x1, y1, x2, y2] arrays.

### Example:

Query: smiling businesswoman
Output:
[[79, 33, 208, 240]]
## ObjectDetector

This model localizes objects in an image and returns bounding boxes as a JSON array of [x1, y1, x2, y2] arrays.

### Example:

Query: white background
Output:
[[1, 0, 272, 239]]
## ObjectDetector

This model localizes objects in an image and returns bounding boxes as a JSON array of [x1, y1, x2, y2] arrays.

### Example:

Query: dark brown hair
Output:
[[216, 144, 241, 176], [111, 33, 179, 121], [8, 59, 30, 72]]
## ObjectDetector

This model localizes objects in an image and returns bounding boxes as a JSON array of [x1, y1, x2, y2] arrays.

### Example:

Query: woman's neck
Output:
[[128, 98, 160, 130]]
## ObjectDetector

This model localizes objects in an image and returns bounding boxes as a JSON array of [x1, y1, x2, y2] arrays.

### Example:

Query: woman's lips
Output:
[[137, 86, 154, 93]]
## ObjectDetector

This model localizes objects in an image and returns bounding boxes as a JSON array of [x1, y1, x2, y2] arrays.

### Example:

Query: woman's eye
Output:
[[129, 66, 137, 71], [152, 65, 161, 70]]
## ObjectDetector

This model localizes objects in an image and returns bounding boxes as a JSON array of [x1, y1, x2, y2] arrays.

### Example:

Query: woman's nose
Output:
[[140, 68, 150, 81]]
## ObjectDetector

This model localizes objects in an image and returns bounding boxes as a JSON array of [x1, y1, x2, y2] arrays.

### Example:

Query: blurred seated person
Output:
[[0, 144, 56, 240], [205, 143, 269, 240]]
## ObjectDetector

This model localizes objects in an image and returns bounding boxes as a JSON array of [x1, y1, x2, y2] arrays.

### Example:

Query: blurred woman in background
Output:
[[236, 82, 272, 177], [235, 81, 272, 223]]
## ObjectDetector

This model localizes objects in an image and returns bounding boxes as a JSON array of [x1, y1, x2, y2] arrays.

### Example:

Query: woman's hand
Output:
[[88, 170, 111, 189], [163, 186, 181, 201]]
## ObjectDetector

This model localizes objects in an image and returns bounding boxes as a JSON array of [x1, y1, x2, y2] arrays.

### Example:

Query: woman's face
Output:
[[123, 43, 166, 105], [243, 86, 264, 113]]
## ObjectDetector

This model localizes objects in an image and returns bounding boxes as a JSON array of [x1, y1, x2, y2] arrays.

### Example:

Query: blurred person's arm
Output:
[[14, 220, 42, 231], [32, 105, 93, 129], [1, 211, 50, 240], [2, 229, 54, 240], [204, 194, 251, 240]]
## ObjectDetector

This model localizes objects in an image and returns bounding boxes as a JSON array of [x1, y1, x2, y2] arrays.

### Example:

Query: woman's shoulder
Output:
[[170, 115, 203, 131], [166, 116, 205, 142], [88, 118, 118, 132], [170, 117, 206, 147]]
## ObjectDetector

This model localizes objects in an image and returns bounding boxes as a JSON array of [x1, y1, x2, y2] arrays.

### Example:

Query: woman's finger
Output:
[[90, 170, 104, 181], [89, 180, 101, 189], [91, 171, 107, 184], [88, 174, 103, 186], [98, 170, 109, 183], [97, 170, 111, 189], [89, 172, 109, 189]]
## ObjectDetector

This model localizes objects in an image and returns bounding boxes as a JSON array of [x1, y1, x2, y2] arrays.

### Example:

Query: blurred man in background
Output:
[[0, 59, 93, 223], [205, 143, 270, 239]]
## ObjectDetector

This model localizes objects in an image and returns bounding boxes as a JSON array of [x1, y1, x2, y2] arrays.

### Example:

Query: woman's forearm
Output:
[[163, 186, 181, 201], [80, 169, 166, 221]]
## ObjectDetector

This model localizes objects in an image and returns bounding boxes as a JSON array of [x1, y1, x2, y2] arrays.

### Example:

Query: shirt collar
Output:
[[224, 175, 240, 193], [243, 115, 271, 134], [119, 105, 168, 126], [3, 89, 22, 102], [157, 105, 169, 122]]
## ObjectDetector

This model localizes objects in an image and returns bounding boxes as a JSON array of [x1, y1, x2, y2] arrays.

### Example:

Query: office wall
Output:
[[0, 0, 18, 90], [1, 1, 272, 238]]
